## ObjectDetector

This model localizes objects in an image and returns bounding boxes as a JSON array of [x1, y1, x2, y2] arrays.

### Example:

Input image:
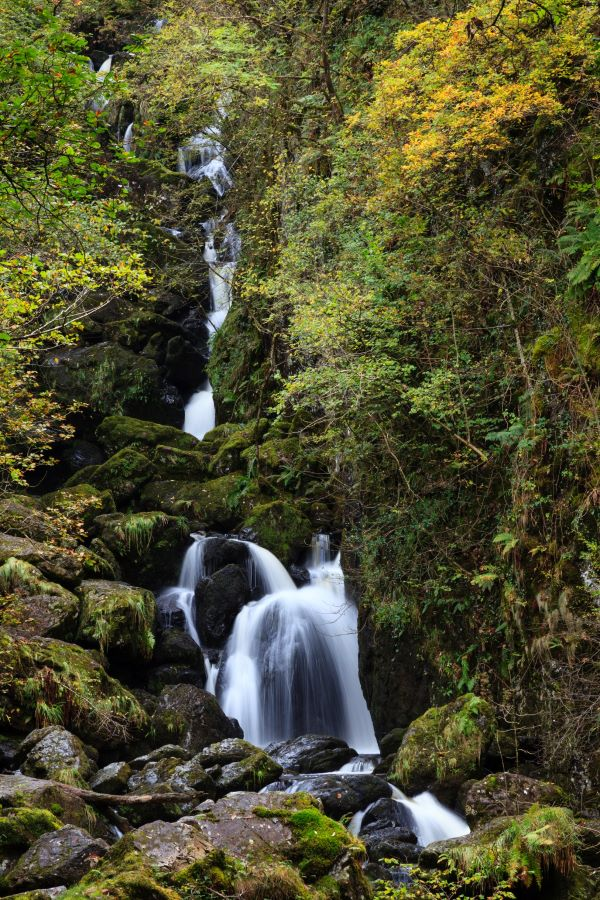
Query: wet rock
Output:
[[130, 745, 191, 770], [4, 826, 108, 890], [380, 728, 407, 758], [0, 776, 91, 830], [93, 512, 190, 588], [153, 630, 203, 668], [62, 439, 104, 473], [201, 537, 249, 573], [459, 772, 566, 826], [241, 500, 313, 566], [195, 564, 251, 647], [19, 728, 97, 785], [361, 798, 417, 833], [128, 820, 211, 873], [289, 563, 311, 587], [0, 535, 84, 588], [287, 774, 392, 819], [266, 734, 356, 774], [0, 736, 21, 771], [65, 449, 157, 506], [147, 664, 204, 694], [77, 579, 156, 662], [0, 560, 80, 640], [96, 415, 200, 457], [89, 762, 132, 795], [165, 336, 207, 391], [151, 685, 241, 752], [391, 694, 496, 803]]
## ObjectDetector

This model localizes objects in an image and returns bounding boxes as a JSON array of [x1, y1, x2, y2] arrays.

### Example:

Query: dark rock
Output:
[[19, 728, 97, 785], [361, 798, 417, 834], [194, 564, 251, 647], [89, 762, 132, 795], [128, 820, 211, 873], [201, 537, 249, 573], [153, 631, 203, 668], [140, 475, 243, 531], [93, 512, 190, 588], [361, 827, 420, 864], [151, 685, 240, 752], [194, 739, 282, 794], [289, 564, 311, 587], [0, 736, 21, 771], [266, 734, 356, 774], [285, 774, 392, 819], [4, 826, 108, 890], [458, 772, 567, 826], [155, 592, 187, 630], [62, 440, 104, 473], [241, 500, 312, 566], [165, 336, 207, 391], [147, 664, 205, 694], [380, 728, 407, 758], [130, 745, 192, 770]]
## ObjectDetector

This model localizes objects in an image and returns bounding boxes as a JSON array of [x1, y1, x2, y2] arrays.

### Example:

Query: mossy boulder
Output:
[[42, 485, 116, 534], [19, 727, 97, 786], [42, 342, 183, 427], [77, 580, 156, 661], [150, 445, 210, 481], [65, 449, 157, 506], [459, 773, 567, 826], [103, 311, 183, 353], [140, 474, 243, 531], [241, 500, 313, 565], [0, 497, 76, 548], [0, 559, 80, 640], [0, 633, 147, 748], [0, 808, 62, 852], [0, 775, 92, 831], [89, 762, 132, 795], [194, 739, 282, 794], [4, 825, 109, 891], [96, 415, 200, 457], [93, 512, 190, 588], [390, 694, 497, 802], [207, 420, 268, 477], [0, 535, 85, 589], [151, 685, 241, 752]]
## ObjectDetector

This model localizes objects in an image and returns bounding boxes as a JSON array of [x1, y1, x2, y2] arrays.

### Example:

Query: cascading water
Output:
[[177, 113, 240, 440], [348, 788, 470, 846], [123, 123, 134, 153]]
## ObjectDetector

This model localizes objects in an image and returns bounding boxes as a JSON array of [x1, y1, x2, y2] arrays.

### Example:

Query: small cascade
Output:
[[156, 536, 207, 645], [178, 111, 240, 441], [347, 788, 469, 847], [89, 56, 113, 113], [96, 55, 113, 81], [123, 123, 134, 153]]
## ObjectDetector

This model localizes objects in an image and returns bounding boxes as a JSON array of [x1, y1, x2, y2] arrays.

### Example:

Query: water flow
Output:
[[123, 123, 134, 153], [390, 787, 470, 846], [178, 113, 240, 440], [156, 536, 207, 645], [219, 537, 379, 753]]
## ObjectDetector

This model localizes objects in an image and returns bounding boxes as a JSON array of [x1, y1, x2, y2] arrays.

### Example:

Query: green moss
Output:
[[208, 420, 268, 477], [66, 448, 157, 505], [391, 694, 496, 794], [444, 805, 578, 890], [150, 445, 210, 481], [140, 474, 244, 531], [242, 499, 313, 566], [172, 849, 239, 898], [0, 807, 61, 850], [97, 415, 200, 456], [43, 484, 116, 531], [236, 862, 312, 900], [77, 580, 156, 660]]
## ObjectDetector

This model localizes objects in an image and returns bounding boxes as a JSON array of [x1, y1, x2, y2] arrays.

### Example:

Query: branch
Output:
[[56, 783, 205, 807]]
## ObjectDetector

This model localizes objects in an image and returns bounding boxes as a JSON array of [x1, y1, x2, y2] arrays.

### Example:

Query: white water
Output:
[[348, 787, 469, 847], [96, 56, 113, 81], [219, 536, 379, 754], [123, 123, 134, 153], [178, 113, 240, 441]]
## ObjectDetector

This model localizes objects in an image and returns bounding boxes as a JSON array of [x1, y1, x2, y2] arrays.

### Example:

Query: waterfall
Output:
[[218, 539, 379, 754], [178, 113, 240, 441], [123, 123, 134, 153], [156, 536, 206, 645], [96, 56, 113, 82], [347, 787, 469, 846]]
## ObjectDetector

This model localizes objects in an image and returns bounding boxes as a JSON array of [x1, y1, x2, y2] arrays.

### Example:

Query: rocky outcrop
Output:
[[266, 735, 356, 774], [195, 564, 251, 647], [19, 728, 98, 786], [139, 474, 243, 530], [89, 762, 132, 795], [0, 535, 85, 588], [459, 772, 567, 826], [194, 739, 282, 794]]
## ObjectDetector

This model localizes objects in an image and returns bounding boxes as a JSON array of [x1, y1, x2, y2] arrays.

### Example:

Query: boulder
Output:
[[241, 500, 312, 566], [130, 746, 191, 770], [77, 579, 156, 661], [140, 474, 243, 531], [128, 819, 211, 873], [19, 727, 97, 785], [103, 311, 183, 353], [151, 685, 241, 753], [65, 449, 157, 506], [42, 485, 116, 534], [153, 631, 203, 668], [0, 498, 76, 548], [266, 735, 356, 774], [0, 560, 80, 640], [147, 664, 205, 694], [96, 415, 200, 457], [150, 445, 210, 481], [0, 775, 91, 830], [201, 537, 249, 573], [282, 774, 392, 819], [391, 694, 496, 802], [126, 757, 186, 794], [194, 739, 282, 794], [459, 772, 566, 826], [0, 634, 146, 749], [89, 762, 132, 795], [360, 826, 420, 864], [379, 728, 407, 758], [194, 564, 251, 648], [93, 512, 190, 587], [42, 342, 182, 427], [0, 807, 62, 852], [4, 826, 108, 891], [0, 535, 84, 588]]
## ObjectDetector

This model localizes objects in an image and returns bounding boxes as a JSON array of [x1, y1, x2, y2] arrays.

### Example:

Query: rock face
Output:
[[391, 694, 496, 802], [153, 630, 203, 668], [195, 564, 251, 647], [0, 559, 80, 640], [4, 826, 108, 890], [0, 496, 76, 546], [282, 774, 392, 819], [459, 772, 566, 826], [152, 685, 242, 752], [77, 579, 156, 661], [201, 537, 249, 573], [93, 512, 190, 588], [19, 727, 97, 785], [266, 734, 356, 774], [89, 762, 132, 795]]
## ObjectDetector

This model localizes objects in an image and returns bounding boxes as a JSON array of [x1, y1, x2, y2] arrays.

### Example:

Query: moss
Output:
[[94, 512, 190, 587], [140, 474, 244, 531], [391, 694, 496, 795], [97, 415, 200, 457], [0, 559, 80, 639], [150, 445, 210, 481], [443, 805, 578, 891], [43, 484, 116, 532], [242, 499, 313, 565], [313, 874, 342, 899], [172, 849, 239, 898], [67, 447, 158, 506], [0, 807, 61, 851], [0, 631, 147, 747], [207, 420, 269, 477], [77, 580, 156, 660], [236, 863, 312, 900]]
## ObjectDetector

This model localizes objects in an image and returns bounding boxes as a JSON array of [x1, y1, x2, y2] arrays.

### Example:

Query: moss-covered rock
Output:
[[77, 580, 156, 661], [149, 445, 210, 481], [0, 535, 85, 589], [0, 497, 76, 548], [0, 808, 62, 852], [459, 773, 567, 827], [195, 739, 282, 795], [207, 420, 268, 477], [96, 415, 200, 457], [42, 485, 116, 534], [103, 311, 183, 353], [0, 633, 146, 748], [4, 825, 109, 891], [151, 685, 240, 752], [93, 512, 190, 588], [140, 474, 243, 531], [19, 727, 97, 786], [0, 559, 80, 640], [390, 694, 496, 800], [65, 449, 157, 506], [0, 774, 92, 831], [242, 500, 313, 565]]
